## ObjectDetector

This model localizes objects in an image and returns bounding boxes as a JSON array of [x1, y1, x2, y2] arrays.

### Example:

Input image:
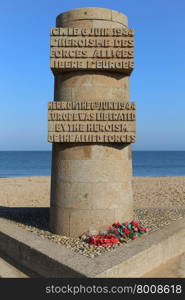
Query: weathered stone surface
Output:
[[69, 209, 117, 236], [49, 7, 135, 236], [49, 207, 70, 236], [50, 181, 131, 209], [56, 7, 128, 26], [54, 73, 130, 101], [56, 7, 112, 25], [51, 159, 131, 183]]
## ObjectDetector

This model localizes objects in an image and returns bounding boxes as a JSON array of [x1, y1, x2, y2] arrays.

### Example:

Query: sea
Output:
[[0, 151, 185, 178]]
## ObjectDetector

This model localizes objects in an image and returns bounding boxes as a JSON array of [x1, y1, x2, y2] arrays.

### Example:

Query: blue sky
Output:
[[0, 0, 185, 150]]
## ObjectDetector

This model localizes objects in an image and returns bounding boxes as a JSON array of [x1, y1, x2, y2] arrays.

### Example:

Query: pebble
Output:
[[2, 206, 185, 258]]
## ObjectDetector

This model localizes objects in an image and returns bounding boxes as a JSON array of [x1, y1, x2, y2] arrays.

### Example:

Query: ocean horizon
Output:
[[0, 150, 185, 178]]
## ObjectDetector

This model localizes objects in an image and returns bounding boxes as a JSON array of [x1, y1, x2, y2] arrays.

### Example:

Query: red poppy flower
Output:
[[131, 220, 140, 227], [112, 222, 122, 227], [133, 227, 138, 232], [139, 227, 146, 231], [87, 219, 149, 246], [89, 234, 119, 246], [123, 228, 130, 235]]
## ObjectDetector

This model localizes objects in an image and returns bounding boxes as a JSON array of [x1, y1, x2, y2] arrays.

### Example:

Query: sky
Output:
[[0, 0, 185, 150]]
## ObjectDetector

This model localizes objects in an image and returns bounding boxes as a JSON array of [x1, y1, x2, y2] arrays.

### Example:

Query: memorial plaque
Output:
[[50, 27, 134, 74], [48, 101, 136, 143]]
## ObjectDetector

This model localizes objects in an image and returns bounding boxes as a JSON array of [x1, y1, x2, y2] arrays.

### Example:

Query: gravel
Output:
[[1, 176, 185, 258], [134, 207, 185, 232], [1, 207, 185, 258]]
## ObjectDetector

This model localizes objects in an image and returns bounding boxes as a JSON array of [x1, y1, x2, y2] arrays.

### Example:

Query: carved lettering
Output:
[[48, 111, 136, 121], [50, 48, 134, 59], [50, 37, 134, 48], [48, 101, 136, 144], [48, 133, 136, 143], [50, 27, 134, 37], [50, 59, 134, 72], [48, 101, 136, 110], [50, 27, 134, 74], [48, 122, 135, 132]]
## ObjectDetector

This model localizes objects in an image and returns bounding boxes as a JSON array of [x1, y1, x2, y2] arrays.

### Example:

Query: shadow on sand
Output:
[[0, 206, 49, 231]]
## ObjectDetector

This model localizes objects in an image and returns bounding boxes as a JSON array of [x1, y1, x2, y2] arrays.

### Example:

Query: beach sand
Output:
[[1, 176, 185, 232], [133, 176, 185, 208], [0, 176, 185, 209], [0, 176, 185, 274], [0, 177, 50, 207]]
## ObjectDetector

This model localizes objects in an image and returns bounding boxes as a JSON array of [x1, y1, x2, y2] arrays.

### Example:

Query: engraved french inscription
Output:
[[50, 27, 134, 74], [50, 48, 134, 58], [50, 36, 134, 47], [50, 27, 134, 36], [48, 101, 136, 144], [50, 59, 134, 72]]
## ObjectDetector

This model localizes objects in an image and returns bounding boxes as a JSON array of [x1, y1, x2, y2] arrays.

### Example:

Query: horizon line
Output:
[[1, 150, 185, 152]]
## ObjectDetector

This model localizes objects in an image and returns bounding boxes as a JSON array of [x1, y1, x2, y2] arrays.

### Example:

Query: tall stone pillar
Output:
[[48, 7, 136, 237]]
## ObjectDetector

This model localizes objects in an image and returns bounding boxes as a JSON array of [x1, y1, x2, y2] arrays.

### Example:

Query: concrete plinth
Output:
[[49, 7, 134, 236]]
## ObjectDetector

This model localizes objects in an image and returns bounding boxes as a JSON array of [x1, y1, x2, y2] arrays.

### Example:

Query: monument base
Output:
[[50, 143, 133, 237]]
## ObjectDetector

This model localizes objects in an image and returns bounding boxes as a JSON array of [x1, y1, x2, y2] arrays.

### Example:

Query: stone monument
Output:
[[48, 7, 136, 237]]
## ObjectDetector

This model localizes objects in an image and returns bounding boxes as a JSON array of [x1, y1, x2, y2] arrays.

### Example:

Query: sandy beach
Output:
[[1, 176, 185, 233], [0, 177, 50, 208], [0, 176, 185, 209], [0, 176, 185, 270]]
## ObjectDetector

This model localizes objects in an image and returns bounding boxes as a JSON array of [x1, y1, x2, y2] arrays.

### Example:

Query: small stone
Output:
[[119, 238, 126, 243], [79, 234, 87, 240], [86, 229, 98, 236], [99, 230, 109, 235]]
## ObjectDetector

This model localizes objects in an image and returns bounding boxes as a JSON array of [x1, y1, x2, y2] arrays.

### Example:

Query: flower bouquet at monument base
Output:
[[88, 220, 150, 246]]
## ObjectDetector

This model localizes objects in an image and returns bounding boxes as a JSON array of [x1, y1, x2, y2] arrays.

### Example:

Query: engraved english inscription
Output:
[[48, 101, 136, 143]]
